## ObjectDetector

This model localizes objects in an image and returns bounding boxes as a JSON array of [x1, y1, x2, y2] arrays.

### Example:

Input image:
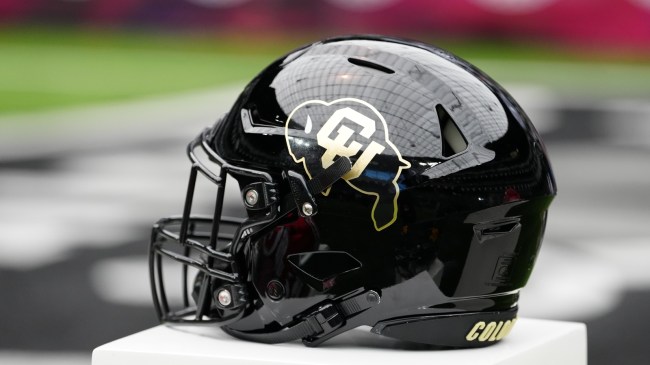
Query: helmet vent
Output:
[[437, 104, 468, 157], [481, 222, 519, 235], [474, 218, 521, 243], [347, 57, 395, 74]]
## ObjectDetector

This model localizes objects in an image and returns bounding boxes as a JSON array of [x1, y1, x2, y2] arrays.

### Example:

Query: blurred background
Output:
[[1, 1, 649, 364]]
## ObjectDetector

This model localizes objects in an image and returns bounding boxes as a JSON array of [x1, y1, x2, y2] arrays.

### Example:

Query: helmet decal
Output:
[[285, 98, 411, 231]]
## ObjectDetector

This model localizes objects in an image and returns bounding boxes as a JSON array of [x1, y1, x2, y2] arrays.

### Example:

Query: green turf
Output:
[[0, 27, 289, 115], [1, 27, 650, 117], [0, 43, 271, 112]]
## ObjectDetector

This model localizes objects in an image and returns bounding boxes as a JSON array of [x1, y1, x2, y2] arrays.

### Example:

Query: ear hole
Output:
[[437, 104, 468, 157]]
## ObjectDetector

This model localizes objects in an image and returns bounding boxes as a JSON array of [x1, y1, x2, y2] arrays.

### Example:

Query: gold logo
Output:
[[465, 318, 517, 342], [285, 98, 410, 231]]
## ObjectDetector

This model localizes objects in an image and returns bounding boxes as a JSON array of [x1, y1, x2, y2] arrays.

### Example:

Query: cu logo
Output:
[[285, 98, 410, 231], [317, 107, 387, 181]]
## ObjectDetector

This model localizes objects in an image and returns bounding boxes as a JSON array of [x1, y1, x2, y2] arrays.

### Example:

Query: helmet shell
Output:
[[208, 35, 556, 345]]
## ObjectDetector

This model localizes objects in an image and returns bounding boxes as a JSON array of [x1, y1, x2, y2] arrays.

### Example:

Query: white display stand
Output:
[[92, 318, 586, 365]]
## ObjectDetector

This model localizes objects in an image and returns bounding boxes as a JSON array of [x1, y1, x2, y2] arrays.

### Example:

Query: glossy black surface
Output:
[[150, 35, 556, 347]]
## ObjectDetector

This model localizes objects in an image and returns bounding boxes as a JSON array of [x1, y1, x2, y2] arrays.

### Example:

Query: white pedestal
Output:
[[92, 318, 587, 365]]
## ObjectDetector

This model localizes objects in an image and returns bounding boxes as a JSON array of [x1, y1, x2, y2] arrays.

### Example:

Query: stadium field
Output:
[[2, 27, 650, 117]]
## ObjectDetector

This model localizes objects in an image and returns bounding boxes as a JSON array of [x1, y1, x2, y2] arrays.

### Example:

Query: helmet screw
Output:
[[266, 280, 285, 301], [217, 289, 232, 307], [245, 189, 258, 207], [302, 202, 314, 216], [366, 291, 380, 304]]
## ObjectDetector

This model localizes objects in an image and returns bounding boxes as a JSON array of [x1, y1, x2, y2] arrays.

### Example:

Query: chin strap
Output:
[[223, 289, 380, 346], [283, 156, 352, 217]]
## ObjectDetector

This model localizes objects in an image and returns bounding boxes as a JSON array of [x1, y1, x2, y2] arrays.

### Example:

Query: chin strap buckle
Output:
[[301, 289, 381, 346], [305, 303, 345, 337], [222, 289, 380, 346]]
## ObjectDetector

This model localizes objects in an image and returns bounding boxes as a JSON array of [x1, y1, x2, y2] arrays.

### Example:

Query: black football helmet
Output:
[[149, 35, 556, 348]]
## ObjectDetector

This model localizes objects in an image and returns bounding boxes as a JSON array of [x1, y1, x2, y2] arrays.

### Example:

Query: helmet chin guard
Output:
[[149, 35, 556, 348]]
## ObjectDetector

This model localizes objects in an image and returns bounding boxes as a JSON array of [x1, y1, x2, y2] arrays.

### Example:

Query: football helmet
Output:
[[149, 35, 556, 347]]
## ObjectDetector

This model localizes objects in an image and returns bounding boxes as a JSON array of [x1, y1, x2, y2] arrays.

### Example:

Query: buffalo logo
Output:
[[284, 98, 410, 231]]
